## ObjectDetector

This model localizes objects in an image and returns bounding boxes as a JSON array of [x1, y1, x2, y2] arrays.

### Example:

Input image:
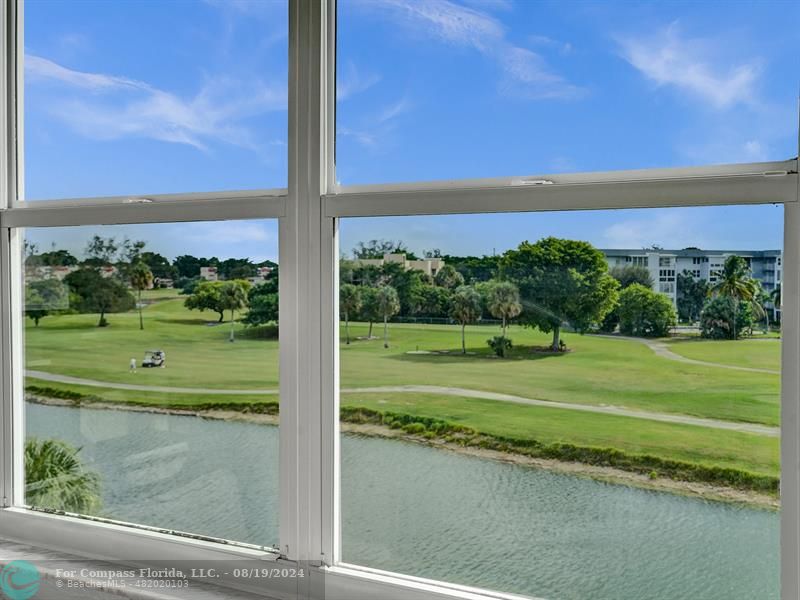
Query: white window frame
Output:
[[1, 1, 799, 599]]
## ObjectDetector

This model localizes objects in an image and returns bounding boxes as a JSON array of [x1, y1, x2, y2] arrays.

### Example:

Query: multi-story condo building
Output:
[[600, 248, 782, 308]]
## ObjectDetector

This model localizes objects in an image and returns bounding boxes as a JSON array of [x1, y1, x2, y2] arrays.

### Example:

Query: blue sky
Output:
[[23, 0, 797, 260]]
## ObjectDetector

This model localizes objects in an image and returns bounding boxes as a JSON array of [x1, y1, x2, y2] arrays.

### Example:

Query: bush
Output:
[[618, 284, 676, 337], [487, 335, 512, 357], [700, 296, 755, 340], [598, 309, 619, 333]]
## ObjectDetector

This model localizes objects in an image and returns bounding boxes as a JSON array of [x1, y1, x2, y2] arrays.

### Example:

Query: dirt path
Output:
[[593, 334, 780, 375], [26, 370, 778, 437]]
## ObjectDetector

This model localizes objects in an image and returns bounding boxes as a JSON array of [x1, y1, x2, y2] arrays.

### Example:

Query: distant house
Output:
[[200, 266, 218, 282], [25, 264, 78, 282], [351, 253, 444, 278], [153, 277, 174, 289]]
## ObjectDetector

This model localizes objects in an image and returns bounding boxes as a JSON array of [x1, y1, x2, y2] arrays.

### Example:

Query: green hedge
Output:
[[25, 385, 279, 415]]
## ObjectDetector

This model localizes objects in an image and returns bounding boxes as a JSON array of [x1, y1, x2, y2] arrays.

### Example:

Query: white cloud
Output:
[[361, 0, 583, 100], [26, 54, 149, 93], [617, 23, 759, 109], [339, 96, 411, 149], [337, 61, 382, 101], [185, 221, 275, 245], [499, 47, 583, 99], [529, 34, 573, 56], [602, 213, 707, 249], [25, 54, 286, 152]]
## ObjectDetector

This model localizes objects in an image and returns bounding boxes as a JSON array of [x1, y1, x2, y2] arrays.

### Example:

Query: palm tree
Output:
[[129, 260, 153, 331], [752, 282, 772, 333], [221, 280, 249, 342], [485, 280, 522, 338], [25, 438, 101, 514], [376, 285, 400, 348], [771, 283, 782, 322], [450, 285, 482, 354], [340, 283, 362, 345], [709, 255, 759, 339]]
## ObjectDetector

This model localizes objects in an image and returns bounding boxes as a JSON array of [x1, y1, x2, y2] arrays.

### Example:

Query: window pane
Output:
[[23, 220, 280, 548], [339, 204, 782, 598], [336, 0, 798, 185], [23, 0, 288, 200]]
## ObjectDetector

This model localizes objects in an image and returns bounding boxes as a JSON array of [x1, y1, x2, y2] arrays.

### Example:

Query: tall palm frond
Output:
[[25, 438, 101, 514]]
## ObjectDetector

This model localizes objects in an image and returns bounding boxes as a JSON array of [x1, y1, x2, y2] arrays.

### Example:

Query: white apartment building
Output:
[[601, 248, 782, 307]]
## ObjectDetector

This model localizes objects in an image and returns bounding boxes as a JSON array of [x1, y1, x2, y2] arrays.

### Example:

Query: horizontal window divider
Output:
[[322, 564, 539, 600], [0, 193, 287, 228], [325, 161, 798, 217], [0, 508, 300, 598], [331, 160, 797, 195]]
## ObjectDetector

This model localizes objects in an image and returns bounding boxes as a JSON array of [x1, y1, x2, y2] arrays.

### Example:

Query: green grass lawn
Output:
[[24, 297, 782, 479], [665, 337, 780, 372]]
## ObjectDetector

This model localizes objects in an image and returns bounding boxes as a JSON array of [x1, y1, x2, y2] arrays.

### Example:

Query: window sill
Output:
[[0, 537, 280, 600]]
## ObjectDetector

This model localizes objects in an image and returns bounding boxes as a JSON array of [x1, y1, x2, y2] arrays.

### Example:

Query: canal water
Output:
[[27, 403, 778, 599]]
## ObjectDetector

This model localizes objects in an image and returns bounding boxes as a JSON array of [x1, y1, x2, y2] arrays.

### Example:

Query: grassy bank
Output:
[[27, 384, 778, 494]]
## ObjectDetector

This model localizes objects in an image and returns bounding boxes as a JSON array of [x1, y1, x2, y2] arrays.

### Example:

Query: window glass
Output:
[[338, 203, 782, 598], [336, 0, 799, 185], [23, 0, 288, 200], [23, 220, 280, 548]]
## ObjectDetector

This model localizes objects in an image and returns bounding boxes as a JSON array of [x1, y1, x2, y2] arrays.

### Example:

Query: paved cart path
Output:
[[26, 370, 778, 437], [593, 335, 780, 375]]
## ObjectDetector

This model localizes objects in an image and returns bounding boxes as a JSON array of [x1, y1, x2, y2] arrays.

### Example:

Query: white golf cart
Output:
[[142, 350, 166, 368]]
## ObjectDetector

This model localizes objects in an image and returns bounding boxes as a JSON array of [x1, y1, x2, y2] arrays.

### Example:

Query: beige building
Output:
[[200, 266, 218, 281], [351, 253, 444, 278]]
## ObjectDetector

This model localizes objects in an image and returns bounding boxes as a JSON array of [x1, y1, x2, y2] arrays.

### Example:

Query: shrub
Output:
[[403, 423, 427, 435], [700, 296, 755, 340], [487, 335, 512, 357], [618, 283, 676, 337]]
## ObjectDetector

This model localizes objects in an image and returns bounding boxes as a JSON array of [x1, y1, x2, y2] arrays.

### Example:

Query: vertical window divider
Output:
[[282, 0, 335, 589], [781, 188, 800, 599]]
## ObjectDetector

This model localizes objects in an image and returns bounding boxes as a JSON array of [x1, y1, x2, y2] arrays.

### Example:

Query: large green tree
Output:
[[184, 281, 226, 322], [414, 284, 451, 318], [617, 283, 677, 337], [501, 237, 619, 350], [450, 285, 482, 354], [434, 264, 465, 289], [25, 279, 68, 327], [243, 276, 279, 328], [140, 251, 178, 281], [64, 268, 135, 327], [352, 239, 414, 259], [25, 438, 101, 514]]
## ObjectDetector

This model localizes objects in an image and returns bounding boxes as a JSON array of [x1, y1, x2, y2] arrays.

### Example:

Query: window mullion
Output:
[[781, 196, 800, 599], [282, 0, 333, 571]]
